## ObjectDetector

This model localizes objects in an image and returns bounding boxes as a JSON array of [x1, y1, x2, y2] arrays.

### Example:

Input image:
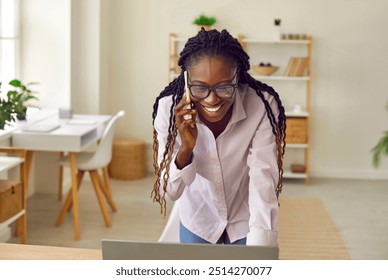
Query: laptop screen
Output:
[[101, 239, 279, 260]]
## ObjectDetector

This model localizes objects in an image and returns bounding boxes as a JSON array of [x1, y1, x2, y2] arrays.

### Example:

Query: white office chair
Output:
[[158, 199, 180, 243], [56, 110, 125, 227]]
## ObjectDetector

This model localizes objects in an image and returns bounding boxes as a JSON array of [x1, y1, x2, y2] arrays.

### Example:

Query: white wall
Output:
[[108, 0, 388, 179], [70, 0, 111, 115], [70, 0, 100, 114], [21, 0, 110, 115], [21, 0, 71, 109]]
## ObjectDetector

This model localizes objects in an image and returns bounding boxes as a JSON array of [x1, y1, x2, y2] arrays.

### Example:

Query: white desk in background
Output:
[[8, 110, 111, 240]]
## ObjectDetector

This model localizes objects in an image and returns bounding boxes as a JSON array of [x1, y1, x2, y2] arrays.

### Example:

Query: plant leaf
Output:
[[372, 131, 388, 168], [9, 79, 21, 87]]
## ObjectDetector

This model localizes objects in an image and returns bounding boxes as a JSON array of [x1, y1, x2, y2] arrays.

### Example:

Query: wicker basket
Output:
[[252, 65, 279, 76], [286, 117, 308, 144], [0, 180, 23, 223], [109, 139, 146, 180]]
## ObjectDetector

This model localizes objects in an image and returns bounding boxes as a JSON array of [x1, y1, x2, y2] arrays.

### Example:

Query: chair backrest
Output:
[[83, 110, 125, 169]]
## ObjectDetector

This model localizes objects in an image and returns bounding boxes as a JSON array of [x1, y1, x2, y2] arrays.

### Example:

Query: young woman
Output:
[[152, 29, 286, 246]]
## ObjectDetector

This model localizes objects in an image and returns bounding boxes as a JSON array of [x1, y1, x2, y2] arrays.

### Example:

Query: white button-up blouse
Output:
[[154, 84, 279, 246]]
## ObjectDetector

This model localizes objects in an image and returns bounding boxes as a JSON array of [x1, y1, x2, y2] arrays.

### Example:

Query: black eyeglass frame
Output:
[[187, 73, 239, 100]]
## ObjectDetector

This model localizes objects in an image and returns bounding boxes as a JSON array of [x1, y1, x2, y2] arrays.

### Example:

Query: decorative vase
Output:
[[273, 19, 281, 41], [16, 107, 27, 121]]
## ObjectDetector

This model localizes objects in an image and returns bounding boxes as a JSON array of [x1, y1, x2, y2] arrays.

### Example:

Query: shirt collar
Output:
[[229, 85, 247, 125]]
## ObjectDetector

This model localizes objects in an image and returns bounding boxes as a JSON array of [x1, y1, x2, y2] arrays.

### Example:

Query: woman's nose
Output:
[[204, 90, 220, 104]]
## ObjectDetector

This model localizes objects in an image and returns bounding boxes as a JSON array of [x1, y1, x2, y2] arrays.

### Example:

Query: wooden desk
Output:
[[0, 243, 102, 260], [7, 111, 111, 241]]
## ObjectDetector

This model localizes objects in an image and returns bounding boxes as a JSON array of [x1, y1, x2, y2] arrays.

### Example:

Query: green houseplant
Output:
[[193, 14, 216, 31], [372, 131, 388, 168], [372, 103, 388, 168], [0, 79, 39, 129]]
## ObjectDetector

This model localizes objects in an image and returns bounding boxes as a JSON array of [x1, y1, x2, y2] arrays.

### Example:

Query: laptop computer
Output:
[[101, 239, 279, 260]]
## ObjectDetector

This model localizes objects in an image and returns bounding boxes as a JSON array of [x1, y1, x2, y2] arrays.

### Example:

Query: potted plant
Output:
[[193, 14, 216, 31], [7, 79, 39, 120], [0, 79, 39, 129], [372, 104, 388, 168]]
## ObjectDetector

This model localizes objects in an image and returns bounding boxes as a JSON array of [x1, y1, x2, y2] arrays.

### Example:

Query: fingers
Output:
[[175, 99, 197, 128], [174, 98, 198, 151]]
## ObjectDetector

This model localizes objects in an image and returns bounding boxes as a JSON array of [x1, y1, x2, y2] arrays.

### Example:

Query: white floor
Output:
[[6, 175, 388, 260]]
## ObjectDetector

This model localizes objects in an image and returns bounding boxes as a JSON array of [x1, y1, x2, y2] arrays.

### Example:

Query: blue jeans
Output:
[[180, 222, 246, 245]]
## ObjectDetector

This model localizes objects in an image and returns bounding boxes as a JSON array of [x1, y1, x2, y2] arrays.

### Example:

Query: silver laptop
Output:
[[101, 239, 279, 260]]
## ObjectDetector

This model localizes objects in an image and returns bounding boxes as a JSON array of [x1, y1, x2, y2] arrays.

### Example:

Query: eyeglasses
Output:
[[187, 73, 238, 100]]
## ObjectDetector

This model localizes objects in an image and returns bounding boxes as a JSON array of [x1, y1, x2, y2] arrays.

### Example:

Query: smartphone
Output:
[[183, 71, 192, 122]]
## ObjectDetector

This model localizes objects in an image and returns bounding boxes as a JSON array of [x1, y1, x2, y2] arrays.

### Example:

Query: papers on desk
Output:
[[22, 124, 61, 133], [67, 119, 97, 125]]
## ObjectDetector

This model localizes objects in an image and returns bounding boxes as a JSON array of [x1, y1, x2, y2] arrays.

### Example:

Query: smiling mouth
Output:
[[203, 105, 222, 113]]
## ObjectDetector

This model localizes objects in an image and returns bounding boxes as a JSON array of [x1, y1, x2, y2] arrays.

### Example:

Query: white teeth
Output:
[[204, 106, 221, 112]]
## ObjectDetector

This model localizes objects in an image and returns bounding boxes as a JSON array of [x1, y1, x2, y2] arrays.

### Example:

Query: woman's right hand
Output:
[[174, 97, 198, 169]]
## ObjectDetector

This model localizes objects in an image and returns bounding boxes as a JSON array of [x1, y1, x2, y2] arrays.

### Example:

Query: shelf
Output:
[[173, 37, 312, 44], [285, 111, 309, 117], [241, 38, 311, 45], [0, 210, 25, 230], [283, 171, 307, 179], [251, 74, 310, 81], [0, 156, 24, 173], [241, 33, 313, 187], [286, 143, 308, 149], [173, 36, 312, 45], [173, 72, 311, 82]]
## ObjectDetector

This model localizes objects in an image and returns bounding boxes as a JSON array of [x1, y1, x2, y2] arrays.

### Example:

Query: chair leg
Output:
[[99, 167, 117, 212], [58, 152, 64, 200], [55, 170, 84, 226], [89, 170, 112, 227], [67, 171, 85, 212]]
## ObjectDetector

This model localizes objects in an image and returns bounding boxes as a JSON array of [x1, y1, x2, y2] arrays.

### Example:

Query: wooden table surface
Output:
[[0, 243, 102, 260]]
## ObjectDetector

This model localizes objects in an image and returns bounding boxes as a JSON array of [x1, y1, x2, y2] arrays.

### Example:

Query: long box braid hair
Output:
[[152, 29, 286, 216]]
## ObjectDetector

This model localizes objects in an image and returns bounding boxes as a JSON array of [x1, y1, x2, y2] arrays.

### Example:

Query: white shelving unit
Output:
[[239, 35, 313, 185]]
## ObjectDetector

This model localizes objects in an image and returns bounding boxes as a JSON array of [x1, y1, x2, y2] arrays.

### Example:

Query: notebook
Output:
[[101, 239, 279, 260]]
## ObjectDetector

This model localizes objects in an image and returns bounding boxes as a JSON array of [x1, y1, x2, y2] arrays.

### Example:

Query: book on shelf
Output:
[[284, 57, 309, 76]]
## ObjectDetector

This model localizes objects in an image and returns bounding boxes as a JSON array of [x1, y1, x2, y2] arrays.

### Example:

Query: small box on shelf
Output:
[[290, 164, 306, 173]]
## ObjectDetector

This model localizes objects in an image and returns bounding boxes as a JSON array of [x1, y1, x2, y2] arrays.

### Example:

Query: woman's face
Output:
[[187, 56, 237, 123]]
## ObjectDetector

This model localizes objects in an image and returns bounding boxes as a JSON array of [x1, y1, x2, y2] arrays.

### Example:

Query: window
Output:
[[0, 0, 19, 95]]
